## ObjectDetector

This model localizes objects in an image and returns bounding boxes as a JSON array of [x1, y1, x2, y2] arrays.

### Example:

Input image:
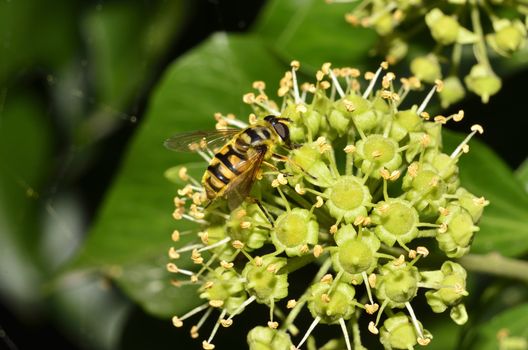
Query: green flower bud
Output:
[[410, 55, 442, 83], [371, 199, 419, 247], [325, 175, 372, 223], [455, 187, 488, 222], [379, 314, 420, 350], [271, 208, 319, 256], [290, 143, 334, 186], [488, 19, 526, 56], [375, 12, 395, 36], [355, 135, 402, 179], [425, 8, 460, 45], [247, 326, 293, 350], [200, 268, 247, 314], [328, 109, 350, 136], [439, 76, 465, 108], [228, 204, 270, 250], [389, 108, 423, 142], [332, 226, 380, 281], [376, 261, 421, 307], [436, 204, 479, 258], [348, 94, 380, 132], [428, 151, 459, 186], [307, 282, 357, 324], [242, 256, 289, 303], [402, 163, 448, 220], [424, 261, 468, 317], [464, 64, 502, 103], [386, 37, 409, 64]]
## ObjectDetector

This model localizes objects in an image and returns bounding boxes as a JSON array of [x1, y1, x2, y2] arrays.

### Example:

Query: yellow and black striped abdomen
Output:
[[202, 142, 250, 199]]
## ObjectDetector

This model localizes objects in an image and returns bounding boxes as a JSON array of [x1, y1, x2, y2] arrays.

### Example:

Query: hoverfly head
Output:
[[264, 115, 292, 148]]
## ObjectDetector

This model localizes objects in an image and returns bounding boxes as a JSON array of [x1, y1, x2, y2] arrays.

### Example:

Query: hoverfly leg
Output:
[[248, 197, 275, 227]]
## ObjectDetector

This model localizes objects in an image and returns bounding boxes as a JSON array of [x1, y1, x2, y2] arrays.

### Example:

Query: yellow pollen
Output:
[[300, 245, 310, 254], [368, 273, 377, 288], [434, 115, 447, 124], [290, 60, 300, 70], [220, 260, 234, 269], [232, 240, 245, 249], [254, 256, 263, 267], [316, 70, 325, 81], [438, 223, 448, 233], [268, 321, 279, 329], [204, 281, 214, 289], [315, 196, 324, 208], [321, 293, 331, 303], [429, 176, 439, 187], [365, 303, 379, 314], [168, 247, 180, 259], [321, 274, 333, 284], [389, 170, 401, 181], [381, 61, 389, 69], [277, 173, 288, 185], [408, 249, 417, 259], [368, 321, 379, 334], [249, 113, 258, 125], [321, 62, 332, 74], [439, 207, 450, 216], [172, 316, 183, 328], [271, 179, 280, 188], [243, 92, 255, 104], [420, 111, 431, 120], [221, 319, 233, 327], [417, 246, 429, 257], [191, 275, 199, 283], [171, 230, 180, 242], [252, 80, 266, 90], [240, 221, 252, 229], [471, 124, 484, 134], [420, 134, 431, 147], [296, 104, 307, 113], [345, 13, 359, 25], [267, 264, 279, 273], [255, 94, 268, 103], [278, 86, 290, 97], [417, 338, 431, 346], [435, 79, 444, 92], [320, 81, 331, 90], [295, 184, 306, 195], [287, 299, 297, 309], [166, 263, 179, 273], [344, 144, 356, 153], [453, 110, 464, 122], [462, 144, 470, 153], [343, 99, 355, 112], [198, 231, 209, 244], [330, 224, 338, 234], [393, 254, 406, 266], [313, 245, 323, 258], [178, 167, 189, 181], [226, 113, 236, 120], [213, 112, 223, 121], [380, 168, 391, 180], [474, 197, 489, 206], [364, 71, 375, 80], [202, 341, 215, 350], [190, 326, 199, 338], [371, 150, 382, 158], [209, 300, 224, 308]]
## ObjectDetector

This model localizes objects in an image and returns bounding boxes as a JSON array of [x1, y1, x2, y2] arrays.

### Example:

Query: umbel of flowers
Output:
[[329, 0, 528, 105], [166, 61, 488, 350]]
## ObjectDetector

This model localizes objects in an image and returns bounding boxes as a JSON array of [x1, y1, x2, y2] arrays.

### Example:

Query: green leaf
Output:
[[467, 303, 528, 350], [0, 1, 77, 81], [0, 91, 53, 306], [515, 158, 528, 194], [82, 1, 185, 108], [71, 34, 286, 316], [254, 0, 378, 69], [443, 130, 528, 257]]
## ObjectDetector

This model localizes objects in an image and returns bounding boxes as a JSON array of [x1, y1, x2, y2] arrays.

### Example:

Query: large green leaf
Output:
[[443, 130, 528, 257], [467, 303, 528, 350], [71, 34, 286, 316], [516, 158, 528, 194], [0, 91, 53, 307], [254, 0, 378, 70]]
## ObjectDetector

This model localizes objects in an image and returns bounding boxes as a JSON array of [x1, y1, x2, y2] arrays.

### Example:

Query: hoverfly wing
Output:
[[225, 151, 266, 211], [164, 129, 240, 153]]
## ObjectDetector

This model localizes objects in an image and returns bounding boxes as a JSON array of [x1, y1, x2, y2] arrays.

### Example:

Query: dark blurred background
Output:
[[0, 0, 526, 349]]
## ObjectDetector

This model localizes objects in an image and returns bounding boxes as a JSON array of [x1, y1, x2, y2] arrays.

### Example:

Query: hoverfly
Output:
[[164, 115, 292, 210]]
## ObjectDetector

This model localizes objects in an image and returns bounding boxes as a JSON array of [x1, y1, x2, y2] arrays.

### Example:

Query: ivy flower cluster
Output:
[[329, 0, 528, 105], [166, 61, 488, 350]]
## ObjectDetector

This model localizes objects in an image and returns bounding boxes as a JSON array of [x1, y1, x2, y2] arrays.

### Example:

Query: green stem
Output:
[[470, 0, 493, 70], [458, 253, 528, 283]]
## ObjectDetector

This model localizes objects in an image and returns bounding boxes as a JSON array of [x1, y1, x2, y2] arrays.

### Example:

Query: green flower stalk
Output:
[[166, 61, 488, 349], [331, 0, 528, 104]]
